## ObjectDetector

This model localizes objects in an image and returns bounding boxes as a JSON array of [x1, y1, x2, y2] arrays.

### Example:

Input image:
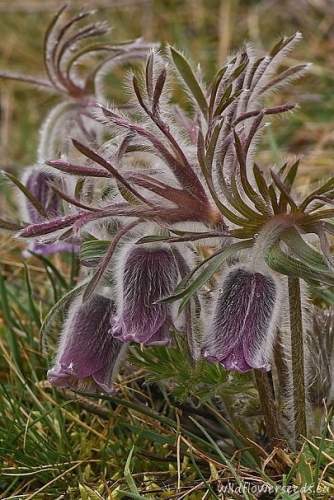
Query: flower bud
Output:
[[203, 266, 279, 372], [48, 294, 125, 393], [112, 245, 178, 345], [20, 167, 79, 256], [22, 167, 60, 224]]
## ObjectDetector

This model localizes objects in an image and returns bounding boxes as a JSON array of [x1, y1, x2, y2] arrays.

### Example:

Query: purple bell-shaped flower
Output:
[[112, 245, 178, 346], [48, 294, 126, 393], [203, 267, 279, 373]]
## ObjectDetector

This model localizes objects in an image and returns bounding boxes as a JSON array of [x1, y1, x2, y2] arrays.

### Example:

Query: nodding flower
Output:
[[23, 167, 60, 224], [20, 166, 78, 256], [112, 245, 178, 346], [203, 266, 279, 373], [48, 294, 126, 393]]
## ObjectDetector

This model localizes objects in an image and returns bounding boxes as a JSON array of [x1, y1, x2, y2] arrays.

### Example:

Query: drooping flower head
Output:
[[113, 245, 178, 346], [22, 167, 60, 224], [203, 266, 280, 373], [20, 166, 78, 256], [48, 294, 126, 393]]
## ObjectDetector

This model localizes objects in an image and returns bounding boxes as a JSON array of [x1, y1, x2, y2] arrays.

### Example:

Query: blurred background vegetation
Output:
[[2, 0, 334, 177], [1, 0, 334, 498]]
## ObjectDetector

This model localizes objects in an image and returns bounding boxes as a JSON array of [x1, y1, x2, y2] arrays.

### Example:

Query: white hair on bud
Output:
[[111, 237, 179, 312], [50, 293, 128, 391], [203, 260, 283, 376]]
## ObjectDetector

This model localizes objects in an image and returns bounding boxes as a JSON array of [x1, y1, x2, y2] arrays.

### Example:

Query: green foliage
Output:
[[129, 343, 253, 403], [1, 257, 333, 497]]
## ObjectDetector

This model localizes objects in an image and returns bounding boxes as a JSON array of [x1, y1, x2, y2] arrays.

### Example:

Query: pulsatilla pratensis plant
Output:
[[2, 8, 334, 451]]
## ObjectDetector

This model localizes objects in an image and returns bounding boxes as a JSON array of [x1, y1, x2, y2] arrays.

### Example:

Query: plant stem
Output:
[[273, 331, 290, 411], [254, 370, 281, 444], [288, 276, 307, 447]]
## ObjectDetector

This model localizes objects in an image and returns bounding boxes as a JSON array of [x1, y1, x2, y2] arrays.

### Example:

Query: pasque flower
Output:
[[203, 267, 279, 373], [20, 166, 78, 256], [4, 12, 332, 446], [48, 294, 125, 393], [22, 167, 60, 224], [112, 245, 178, 345]]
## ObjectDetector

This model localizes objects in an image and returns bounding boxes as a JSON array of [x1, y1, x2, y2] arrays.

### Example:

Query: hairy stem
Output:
[[288, 276, 307, 448], [254, 370, 281, 445], [273, 331, 290, 411]]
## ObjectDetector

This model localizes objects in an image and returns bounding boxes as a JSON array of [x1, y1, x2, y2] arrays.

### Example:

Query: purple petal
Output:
[[24, 240, 80, 257], [203, 267, 277, 373], [221, 352, 252, 373], [48, 294, 125, 393], [24, 168, 60, 224], [113, 246, 178, 345], [145, 323, 173, 346]]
